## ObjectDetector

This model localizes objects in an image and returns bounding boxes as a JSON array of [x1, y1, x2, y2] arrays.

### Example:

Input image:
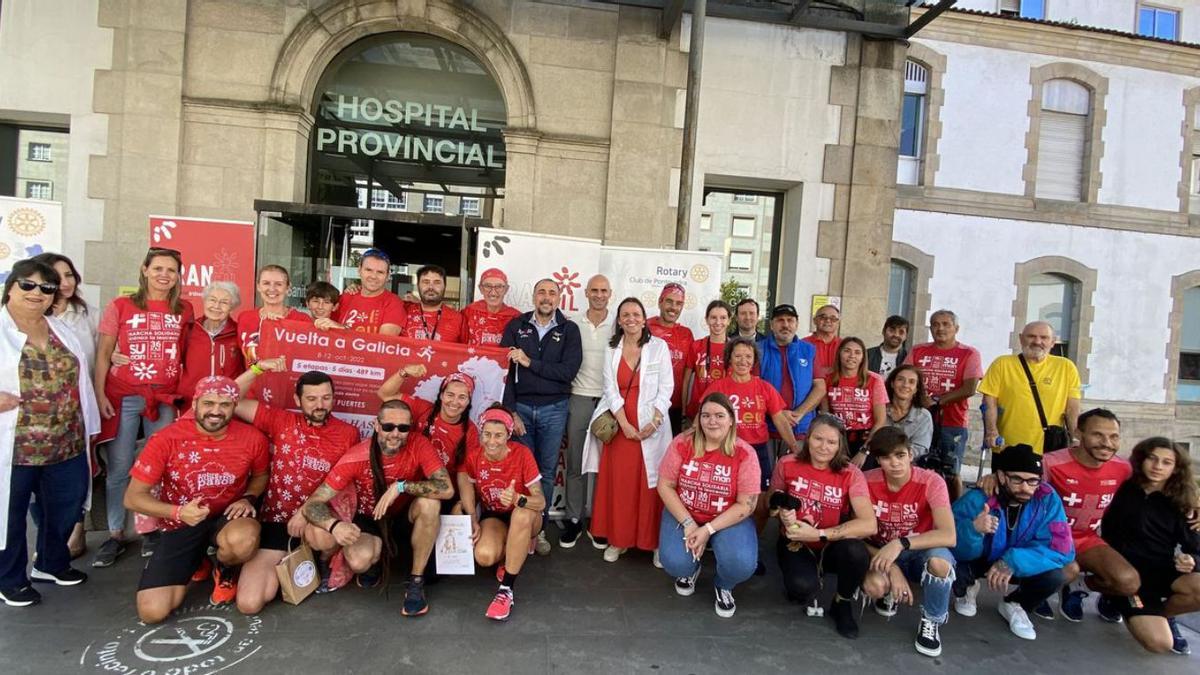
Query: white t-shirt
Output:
[[571, 312, 611, 398], [879, 349, 899, 378]]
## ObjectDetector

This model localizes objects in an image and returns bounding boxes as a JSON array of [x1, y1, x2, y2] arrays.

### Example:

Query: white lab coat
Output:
[[0, 307, 102, 550], [581, 336, 674, 489]]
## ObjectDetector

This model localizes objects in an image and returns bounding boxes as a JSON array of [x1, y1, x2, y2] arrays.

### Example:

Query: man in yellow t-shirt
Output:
[[980, 321, 1082, 454]]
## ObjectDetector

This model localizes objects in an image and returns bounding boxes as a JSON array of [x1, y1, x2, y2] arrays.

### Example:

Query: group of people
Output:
[[0, 247, 1196, 660]]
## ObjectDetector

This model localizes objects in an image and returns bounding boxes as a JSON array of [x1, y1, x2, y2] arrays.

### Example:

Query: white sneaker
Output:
[[652, 549, 662, 569], [954, 580, 980, 617], [602, 546, 627, 562], [998, 601, 1037, 640], [535, 531, 551, 556]]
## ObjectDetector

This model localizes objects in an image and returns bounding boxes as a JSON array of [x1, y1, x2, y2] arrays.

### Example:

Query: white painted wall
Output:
[[895, 209, 1200, 404], [686, 17, 846, 309], [951, 0, 1199, 41], [917, 38, 1200, 210], [0, 0, 111, 302]]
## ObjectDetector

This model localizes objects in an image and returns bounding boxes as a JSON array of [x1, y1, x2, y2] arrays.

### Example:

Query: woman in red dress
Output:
[[583, 297, 675, 564]]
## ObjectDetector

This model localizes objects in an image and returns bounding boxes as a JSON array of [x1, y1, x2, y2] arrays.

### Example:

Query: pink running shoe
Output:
[[486, 588, 514, 621]]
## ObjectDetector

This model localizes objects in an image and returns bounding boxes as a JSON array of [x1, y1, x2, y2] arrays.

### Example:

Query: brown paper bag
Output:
[[274, 540, 319, 605]]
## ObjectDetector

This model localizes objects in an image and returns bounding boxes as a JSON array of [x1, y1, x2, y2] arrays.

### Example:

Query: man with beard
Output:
[[647, 283, 694, 434], [951, 443, 1074, 641], [124, 376, 270, 623], [301, 399, 452, 616], [404, 264, 464, 342], [500, 278, 582, 554], [462, 268, 521, 346], [328, 249, 406, 335], [229, 360, 359, 614], [980, 321, 1081, 454], [866, 315, 908, 378]]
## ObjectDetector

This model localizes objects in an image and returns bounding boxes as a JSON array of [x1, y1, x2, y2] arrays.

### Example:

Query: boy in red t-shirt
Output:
[[124, 376, 269, 623]]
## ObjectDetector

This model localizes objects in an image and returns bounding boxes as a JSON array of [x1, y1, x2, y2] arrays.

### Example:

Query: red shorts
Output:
[[1074, 532, 1109, 556]]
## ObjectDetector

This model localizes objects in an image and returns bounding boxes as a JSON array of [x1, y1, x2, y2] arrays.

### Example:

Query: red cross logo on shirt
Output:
[[790, 476, 808, 493], [918, 356, 933, 367], [940, 377, 954, 390], [873, 502, 887, 517], [1063, 492, 1082, 507], [827, 388, 842, 402], [126, 314, 147, 329], [682, 461, 700, 477], [712, 496, 729, 512]]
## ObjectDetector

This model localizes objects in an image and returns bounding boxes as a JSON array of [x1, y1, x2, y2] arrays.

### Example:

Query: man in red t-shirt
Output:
[[903, 309, 982, 472], [647, 282, 694, 434], [329, 249, 407, 335], [462, 268, 521, 346], [404, 264, 464, 342], [300, 399, 453, 617], [802, 304, 840, 378], [229, 360, 359, 613], [124, 376, 269, 624]]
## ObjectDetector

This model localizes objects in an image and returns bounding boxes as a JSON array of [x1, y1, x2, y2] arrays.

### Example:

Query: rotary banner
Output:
[[148, 215, 256, 315], [0, 196, 63, 280], [257, 320, 509, 437]]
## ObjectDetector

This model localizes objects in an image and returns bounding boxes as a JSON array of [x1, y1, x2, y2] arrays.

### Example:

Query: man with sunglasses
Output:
[[300, 399, 452, 617], [802, 304, 841, 379], [329, 249, 406, 335], [950, 443, 1074, 641], [462, 268, 520, 346]]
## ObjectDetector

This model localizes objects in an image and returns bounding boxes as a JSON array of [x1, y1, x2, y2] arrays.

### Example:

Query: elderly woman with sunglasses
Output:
[[0, 258, 101, 607]]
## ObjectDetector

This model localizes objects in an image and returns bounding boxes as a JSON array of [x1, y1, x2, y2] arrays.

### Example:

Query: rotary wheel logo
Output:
[[7, 208, 46, 237], [684, 295, 697, 310], [0, 243, 10, 260], [86, 604, 262, 674], [689, 264, 709, 283]]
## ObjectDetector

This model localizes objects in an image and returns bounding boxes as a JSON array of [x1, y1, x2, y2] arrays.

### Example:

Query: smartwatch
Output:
[[818, 530, 829, 543], [395, 480, 407, 495], [516, 495, 529, 509], [900, 536, 912, 551]]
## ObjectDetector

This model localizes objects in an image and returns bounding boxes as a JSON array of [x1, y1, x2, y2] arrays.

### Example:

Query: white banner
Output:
[[475, 229, 601, 319], [600, 245, 723, 334], [0, 197, 63, 280]]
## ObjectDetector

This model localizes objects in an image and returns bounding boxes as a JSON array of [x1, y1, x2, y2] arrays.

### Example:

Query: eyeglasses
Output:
[[16, 279, 59, 295], [378, 422, 412, 433], [480, 283, 507, 291], [1006, 475, 1042, 488], [815, 314, 840, 321]]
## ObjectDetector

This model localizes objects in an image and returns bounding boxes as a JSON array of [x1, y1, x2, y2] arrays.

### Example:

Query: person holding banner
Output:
[[404, 265, 464, 343], [458, 405, 545, 621], [583, 297, 673, 563], [647, 283, 693, 435], [301, 399, 453, 617], [462, 268, 520, 346], [329, 249, 406, 335], [683, 300, 730, 419], [236, 265, 311, 363], [229, 360, 358, 615], [93, 247, 194, 569]]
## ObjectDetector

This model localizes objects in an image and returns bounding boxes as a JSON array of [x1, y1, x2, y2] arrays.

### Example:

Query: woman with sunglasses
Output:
[[682, 300, 731, 419], [0, 258, 102, 607], [92, 248, 193, 568]]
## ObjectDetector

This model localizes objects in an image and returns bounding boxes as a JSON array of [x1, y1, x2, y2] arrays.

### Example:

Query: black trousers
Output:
[[953, 556, 1065, 612], [776, 537, 870, 603]]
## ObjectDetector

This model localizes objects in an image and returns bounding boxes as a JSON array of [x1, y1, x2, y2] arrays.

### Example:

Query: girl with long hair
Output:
[[821, 336, 888, 469], [884, 364, 933, 457], [682, 300, 731, 418]]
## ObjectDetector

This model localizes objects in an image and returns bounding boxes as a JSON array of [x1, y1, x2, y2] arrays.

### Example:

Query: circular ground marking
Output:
[[84, 603, 261, 675]]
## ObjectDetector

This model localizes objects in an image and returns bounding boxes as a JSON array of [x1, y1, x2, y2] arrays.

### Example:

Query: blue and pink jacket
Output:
[[951, 485, 1075, 577]]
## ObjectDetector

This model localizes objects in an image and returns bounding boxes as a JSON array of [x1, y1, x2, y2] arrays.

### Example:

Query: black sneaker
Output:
[[874, 593, 898, 618], [1032, 599, 1054, 621], [1168, 618, 1190, 655], [141, 531, 160, 559], [915, 617, 942, 657], [1096, 595, 1124, 623], [829, 597, 859, 639], [0, 585, 41, 607], [714, 587, 737, 618], [401, 575, 428, 617], [559, 519, 583, 549], [356, 563, 382, 589], [675, 566, 701, 597], [30, 567, 88, 586], [588, 531, 608, 550], [91, 538, 125, 568]]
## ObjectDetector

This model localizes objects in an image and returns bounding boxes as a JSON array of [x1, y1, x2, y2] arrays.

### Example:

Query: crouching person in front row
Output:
[[124, 376, 270, 624], [301, 399, 452, 617]]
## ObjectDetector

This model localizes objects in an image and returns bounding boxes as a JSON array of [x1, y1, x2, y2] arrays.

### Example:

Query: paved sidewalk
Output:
[[0, 529, 1196, 674]]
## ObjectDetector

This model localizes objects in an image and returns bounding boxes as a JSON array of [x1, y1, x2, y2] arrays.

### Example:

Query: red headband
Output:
[[193, 375, 240, 402], [479, 408, 515, 435], [660, 283, 685, 302], [479, 268, 507, 285], [442, 372, 476, 398]]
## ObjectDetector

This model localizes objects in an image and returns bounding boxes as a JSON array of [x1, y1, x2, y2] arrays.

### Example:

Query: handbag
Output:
[[590, 354, 641, 443], [1017, 354, 1071, 452], [274, 538, 320, 605]]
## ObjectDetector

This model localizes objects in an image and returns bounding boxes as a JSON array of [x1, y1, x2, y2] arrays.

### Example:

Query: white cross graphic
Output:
[[827, 388, 842, 401], [164, 343, 178, 360], [682, 460, 700, 477], [790, 476, 808, 493], [940, 377, 954, 391], [1063, 492, 1082, 507], [873, 502, 887, 517], [125, 314, 147, 329], [712, 497, 729, 511], [918, 356, 933, 367]]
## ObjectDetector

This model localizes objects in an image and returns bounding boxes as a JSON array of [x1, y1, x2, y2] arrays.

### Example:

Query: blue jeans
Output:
[[1, 454, 89, 589], [657, 511, 758, 591], [894, 547, 956, 624], [938, 426, 968, 474], [514, 399, 569, 520], [106, 396, 176, 532]]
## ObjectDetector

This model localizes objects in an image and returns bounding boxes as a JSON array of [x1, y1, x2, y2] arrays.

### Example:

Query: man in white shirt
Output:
[[560, 275, 611, 548]]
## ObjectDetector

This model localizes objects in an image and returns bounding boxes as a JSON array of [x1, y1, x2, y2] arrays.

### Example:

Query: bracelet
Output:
[[681, 517, 696, 529], [705, 523, 717, 536], [249, 363, 264, 375], [395, 480, 407, 495], [327, 520, 340, 534]]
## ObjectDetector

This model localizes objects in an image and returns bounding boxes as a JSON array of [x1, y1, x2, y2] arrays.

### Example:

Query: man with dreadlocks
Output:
[[301, 399, 453, 616]]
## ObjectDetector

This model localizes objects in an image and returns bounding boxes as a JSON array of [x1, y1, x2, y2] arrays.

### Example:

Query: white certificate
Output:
[[435, 514, 475, 575]]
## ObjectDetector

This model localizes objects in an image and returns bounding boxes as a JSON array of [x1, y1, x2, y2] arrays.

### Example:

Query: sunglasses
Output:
[[16, 278, 59, 295], [147, 247, 181, 256], [378, 422, 412, 433]]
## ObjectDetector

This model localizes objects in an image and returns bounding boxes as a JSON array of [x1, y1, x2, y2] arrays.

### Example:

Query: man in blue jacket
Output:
[[500, 278, 582, 555], [756, 304, 826, 444], [951, 443, 1074, 641]]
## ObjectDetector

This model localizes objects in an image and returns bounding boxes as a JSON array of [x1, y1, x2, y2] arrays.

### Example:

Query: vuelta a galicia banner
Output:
[[148, 215, 256, 315], [257, 320, 510, 437]]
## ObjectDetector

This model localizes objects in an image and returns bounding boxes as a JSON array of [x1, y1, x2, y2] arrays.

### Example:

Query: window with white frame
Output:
[[1193, 156, 1200, 194], [1025, 272, 1080, 358], [1138, 4, 1180, 41], [461, 197, 481, 217], [732, 194, 756, 204], [998, 0, 1044, 19], [728, 250, 753, 271], [731, 216, 755, 238], [1035, 79, 1091, 201], [899, 60, 928, 186], [1180, 286, 1200, 401], [25, 181, 52, 200], [369, 188, 405, 211], [423, 193, 444, 213], [887, 260, 915, 327], [27, 143, 51, 162], [700, 213, 712, 231]]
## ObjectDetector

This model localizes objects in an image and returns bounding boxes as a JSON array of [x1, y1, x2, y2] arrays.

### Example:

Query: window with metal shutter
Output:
[[1036, 110, 1086, 200]]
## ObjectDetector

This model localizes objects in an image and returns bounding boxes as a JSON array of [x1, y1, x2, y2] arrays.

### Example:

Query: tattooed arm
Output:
[[302, 483, 339, 530], [403, 467, 454, 500]]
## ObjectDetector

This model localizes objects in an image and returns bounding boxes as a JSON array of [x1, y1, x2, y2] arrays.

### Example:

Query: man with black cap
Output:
[[756, 304, 826, 445], [950, 443, 1074, 641]]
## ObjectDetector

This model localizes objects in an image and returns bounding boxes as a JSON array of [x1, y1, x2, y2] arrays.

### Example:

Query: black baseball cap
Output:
[[770, 304, 799, 319]]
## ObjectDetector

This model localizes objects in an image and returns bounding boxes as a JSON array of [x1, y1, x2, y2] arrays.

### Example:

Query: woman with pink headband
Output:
[[458, 404, 544, 621]]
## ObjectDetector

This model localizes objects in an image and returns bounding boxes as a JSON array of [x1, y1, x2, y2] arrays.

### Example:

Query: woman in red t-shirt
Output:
[[769, 413, 877, 638], [236, 265, 312, 363], [657, 393, 760, 617], [93, 248, 193, 567], [682, 300, 730, 418], [377, 369, 479, 490], [458, 406, 545, 621], [821, 337, 888, 468]]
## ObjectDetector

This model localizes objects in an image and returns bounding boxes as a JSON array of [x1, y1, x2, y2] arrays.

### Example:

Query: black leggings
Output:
[[776, 537, 870, 603]]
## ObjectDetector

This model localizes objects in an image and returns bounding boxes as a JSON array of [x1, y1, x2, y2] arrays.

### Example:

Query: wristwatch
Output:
[[818, 529, 828, 543], [516, 495, 528, 509], [900, 536, 912, 551]]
